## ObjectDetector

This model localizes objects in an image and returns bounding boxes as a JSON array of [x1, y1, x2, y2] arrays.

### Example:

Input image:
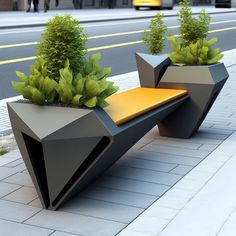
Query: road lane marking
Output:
[[1, 25, 236, 65], [0, 42, 38, 49], [0, 40, 143, 65], [0, 56, 36, 65], [0, 25, 178, 49], [209, 26, 236, 33], [88, 40, 143, 51], [2, 18, 236, 49]]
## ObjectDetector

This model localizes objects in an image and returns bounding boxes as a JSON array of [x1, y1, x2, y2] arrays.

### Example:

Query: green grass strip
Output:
[[0, 148, 8, 156]]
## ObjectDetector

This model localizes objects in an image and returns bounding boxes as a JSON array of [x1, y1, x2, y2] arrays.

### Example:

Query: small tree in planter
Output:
[[37, 15, 87, 80], [178, 0, 211, 46], [167, 0, 223, 66], [136, 13, 170, 88], [142, 13, 167, 55]]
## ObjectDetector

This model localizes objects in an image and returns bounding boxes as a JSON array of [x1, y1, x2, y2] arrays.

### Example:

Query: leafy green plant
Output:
[[0, 148, 8, 156], [142, 13, 167, 55], [56, 54, 119, 108], [168, 36, 224, 66], [178, 0, 211, 46], [12, 54, 118, 108], [12, 58, 58, 105], [37, 14, 88, 80]]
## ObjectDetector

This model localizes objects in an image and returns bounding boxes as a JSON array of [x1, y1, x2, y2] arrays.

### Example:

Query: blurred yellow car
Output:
[[133, 0, 174, 10]]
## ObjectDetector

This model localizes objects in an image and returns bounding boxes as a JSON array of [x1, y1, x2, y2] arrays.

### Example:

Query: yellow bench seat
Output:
[[104, 87, 188, 126]]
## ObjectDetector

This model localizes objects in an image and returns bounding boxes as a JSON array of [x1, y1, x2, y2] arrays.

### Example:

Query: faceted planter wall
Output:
[[158, 63, 229, 138]]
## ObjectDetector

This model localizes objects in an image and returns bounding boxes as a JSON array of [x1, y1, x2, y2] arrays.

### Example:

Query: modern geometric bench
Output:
[[8, 53, 229, 210], [8, 87, 189, 210]]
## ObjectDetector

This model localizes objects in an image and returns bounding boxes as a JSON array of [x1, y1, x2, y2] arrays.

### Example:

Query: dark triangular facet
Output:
[[22, 132, 50, 208], [136, 52, 170, 88], [42, 137, 103, 204], [52, 136, 110, 208]]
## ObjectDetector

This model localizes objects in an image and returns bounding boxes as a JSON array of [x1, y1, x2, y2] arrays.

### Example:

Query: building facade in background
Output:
[[4, 0, 231, 11], [0, 0, 132, 11]]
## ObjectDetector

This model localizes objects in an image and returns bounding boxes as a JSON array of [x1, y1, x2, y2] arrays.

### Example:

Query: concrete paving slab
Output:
[[142, 144, 210, 158], [150, 139, 202, 149], [4, 158, 24, 167], [217, 209, 236, 236], [50, 232, 80, 236], [94, 175, 170, 196], [0, 219, 53, 236], [198, 143, 219, 151], [80, 186, 157, 208], [143, 205, 178, 220], [60, 197, 143, 224], [0, 199, 41, 222], [0, 182, 21, 198], [3, 172, 34, 187], [127, 151, 202, 166], [170, 165, 193, 175], [29, 198, 43, 208], [117, 157, 177, 172], [125, 214, 169, 235], [26, 210, 126, 236], [2, 186, 38, 204], [0, 153, 21, 166], [117, 229, 154, 236], [0, 166, 19, 180], [106, 165, 182, 186]]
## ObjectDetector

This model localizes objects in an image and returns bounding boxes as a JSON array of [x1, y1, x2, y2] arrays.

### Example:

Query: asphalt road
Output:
[[0, 12, 236, 99]]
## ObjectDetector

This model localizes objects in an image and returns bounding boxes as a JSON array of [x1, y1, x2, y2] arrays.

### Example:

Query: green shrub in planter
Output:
[[12, 54, 118, 108], [37, 14, 88, 80], [57, 54, 118, 108], [12, 58, 58, 105], [166, 0, 223, 66], [142, 13, 167, 55], [168, 36, 223, 66], [178, 0, 211, 47]]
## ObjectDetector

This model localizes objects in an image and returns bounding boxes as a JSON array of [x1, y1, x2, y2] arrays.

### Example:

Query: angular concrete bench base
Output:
[[8, 95, 187, 210]]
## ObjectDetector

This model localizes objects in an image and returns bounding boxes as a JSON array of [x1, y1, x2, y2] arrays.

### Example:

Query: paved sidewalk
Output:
[[118, 131, 236, 236], [0, 6, 235, 29], [0, 49, 236, 236]]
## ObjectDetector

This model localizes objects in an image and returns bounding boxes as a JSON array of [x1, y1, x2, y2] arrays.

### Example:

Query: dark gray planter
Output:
[[135, 52, 171, 88], [7, 96, 188, 210], [158, 63, 229, 138]]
